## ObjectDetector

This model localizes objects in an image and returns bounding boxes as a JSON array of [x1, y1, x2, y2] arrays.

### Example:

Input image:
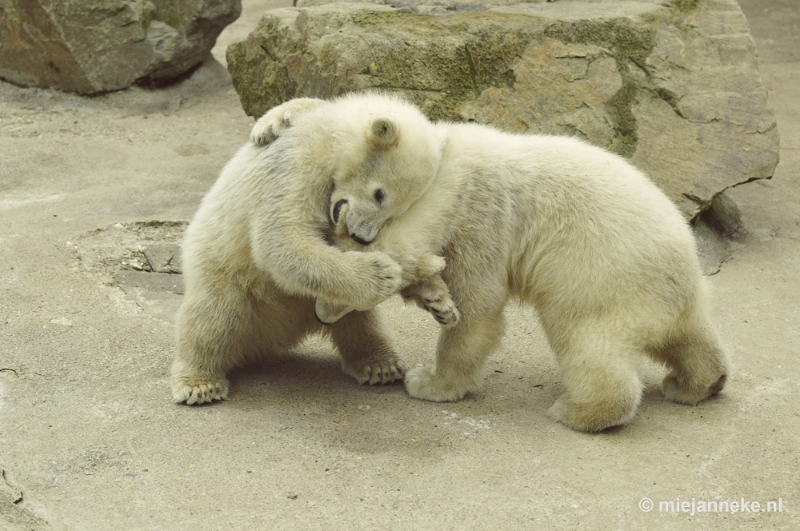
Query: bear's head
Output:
[[322, 94, 447, 246]]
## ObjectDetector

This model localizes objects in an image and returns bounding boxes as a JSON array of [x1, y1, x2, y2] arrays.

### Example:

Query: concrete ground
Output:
[[1, 0, 797, 529]]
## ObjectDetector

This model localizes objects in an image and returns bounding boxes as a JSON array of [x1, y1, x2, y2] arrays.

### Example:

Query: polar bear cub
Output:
[[172, 96, 457, 404], [259, 94, 730, 432]]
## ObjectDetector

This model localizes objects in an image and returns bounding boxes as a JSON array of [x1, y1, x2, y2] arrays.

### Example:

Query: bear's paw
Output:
[[421, 293, 460, 327], [172, 372, 229, 405], [662, 372, 727, 406], [404, 366, 469, 402], [350, 252, 403, 309], [341, 357, 408, 385], [250, 98, 326, 147]]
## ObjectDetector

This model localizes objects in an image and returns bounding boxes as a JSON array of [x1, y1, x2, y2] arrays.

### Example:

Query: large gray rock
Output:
[[0, 0, 241, 94], [227, 0, 779, 220]]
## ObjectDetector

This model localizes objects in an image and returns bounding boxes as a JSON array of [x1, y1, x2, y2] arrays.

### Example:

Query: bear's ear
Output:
[[369, 117, 398, 147]]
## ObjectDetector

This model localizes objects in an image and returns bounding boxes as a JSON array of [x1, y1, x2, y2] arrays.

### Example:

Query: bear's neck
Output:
[[407, 140, 464, 248]]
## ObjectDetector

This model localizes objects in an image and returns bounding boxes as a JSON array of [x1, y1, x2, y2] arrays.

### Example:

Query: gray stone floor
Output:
[[1, 1, 797, 529]]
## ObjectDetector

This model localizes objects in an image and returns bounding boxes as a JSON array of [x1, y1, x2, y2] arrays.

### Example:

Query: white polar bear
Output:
[[171, 97, 457, 405], [250, 98, 461, 328], [256, 93, 730, 432]]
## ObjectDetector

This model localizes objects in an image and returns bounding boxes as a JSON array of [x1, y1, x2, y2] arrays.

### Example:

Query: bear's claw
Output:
[[250, 98, 326, 147], [422, 295, 460, 327], [342, 358, 408, 385], [172, 373, 229, 405]]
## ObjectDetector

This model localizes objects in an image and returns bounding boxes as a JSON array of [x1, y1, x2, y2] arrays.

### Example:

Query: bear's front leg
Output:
[[327, 309, 407, 385], [383, 235, 459, 327], [320, 203, 458, 325], [405, 310, 504, 401], [313, 257, 459, 327]]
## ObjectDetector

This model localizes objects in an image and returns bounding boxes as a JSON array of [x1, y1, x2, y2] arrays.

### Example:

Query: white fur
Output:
[[173, 95, 463, 404], [172, 99, 411, 403], [249, 97, 461, 328], [268, 94, 730, 432]]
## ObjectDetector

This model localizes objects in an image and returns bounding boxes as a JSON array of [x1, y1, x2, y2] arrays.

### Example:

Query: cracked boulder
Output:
[[227, 0, 779, 219], [0, 0, 241, 94]]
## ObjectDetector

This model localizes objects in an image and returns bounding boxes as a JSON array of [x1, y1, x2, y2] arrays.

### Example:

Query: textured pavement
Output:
[[1, 1, 797, 529]]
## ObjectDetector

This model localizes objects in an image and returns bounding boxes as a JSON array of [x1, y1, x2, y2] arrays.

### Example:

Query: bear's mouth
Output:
[[332, 199, 347, 224], [350, 234, 372, 246]]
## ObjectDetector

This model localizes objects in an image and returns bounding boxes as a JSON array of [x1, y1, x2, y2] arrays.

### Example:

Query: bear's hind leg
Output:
[[547, 329, 644, 432], [327, 309, 407, 385], [171, 358, 231, 405], [172, 286, 256, 404], [653, 323, 729, 406]]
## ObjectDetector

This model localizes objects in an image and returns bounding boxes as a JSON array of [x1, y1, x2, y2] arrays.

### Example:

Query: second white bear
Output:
[[257, 94, 730, 432]]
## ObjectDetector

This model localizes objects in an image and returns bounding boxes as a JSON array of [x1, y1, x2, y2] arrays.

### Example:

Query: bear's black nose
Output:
[[332, 199, 347, 224], [351, 234, 372, 246]]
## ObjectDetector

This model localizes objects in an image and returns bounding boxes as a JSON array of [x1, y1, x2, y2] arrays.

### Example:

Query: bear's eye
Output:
[[373, 188, 385, 205]]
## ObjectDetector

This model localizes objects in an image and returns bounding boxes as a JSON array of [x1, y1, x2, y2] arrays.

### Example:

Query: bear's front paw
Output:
[[250, 98, 325, 147], [353, 253, 403, 309], [172, 372, 229, 405], [402, 276, 460, 327], [404, 365, 468, 402], [422, 292, 460, 327], [250, 115, 289, 147], [342, 357, 408, 385]]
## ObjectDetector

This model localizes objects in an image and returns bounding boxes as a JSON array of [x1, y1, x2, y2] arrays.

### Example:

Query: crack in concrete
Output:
[[0, 467, 50, 530], [1, 469, 22, 504]]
